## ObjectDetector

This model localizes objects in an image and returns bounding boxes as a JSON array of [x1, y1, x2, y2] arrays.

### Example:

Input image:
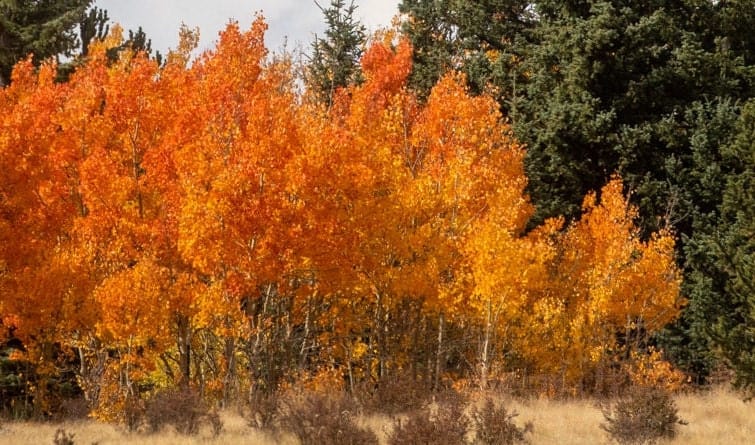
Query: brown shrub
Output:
[[123, 394, 146, 433], [52, 428, 76, 445], [387, 389, 469, 445], [356, 373, 435, 416], [52, 397, 90, 421], [601, 385, 686, 444], [470, 398, 532, 445], [276, 391, 378, 445], [246, 390, 279, 430], [144, 387, 222, 436]]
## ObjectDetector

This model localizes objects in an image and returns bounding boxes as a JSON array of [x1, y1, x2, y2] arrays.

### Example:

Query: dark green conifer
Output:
[[399, 0, 535, 102], [307, 0, 366, 107], [0, 0, 93, 86], [692, 100, 755, 393]]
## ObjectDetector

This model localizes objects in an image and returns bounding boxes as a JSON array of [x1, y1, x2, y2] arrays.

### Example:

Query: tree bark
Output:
[[481, 298, 492, 390], [176, 314, 192, 387], [434, 311, 445, 390]]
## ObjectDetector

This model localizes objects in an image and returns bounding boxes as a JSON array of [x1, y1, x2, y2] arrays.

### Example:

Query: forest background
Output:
[[0, 0, 753, 427]]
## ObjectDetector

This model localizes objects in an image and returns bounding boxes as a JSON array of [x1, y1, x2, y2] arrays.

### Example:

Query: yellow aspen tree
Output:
[[529, 177, 683, 391]]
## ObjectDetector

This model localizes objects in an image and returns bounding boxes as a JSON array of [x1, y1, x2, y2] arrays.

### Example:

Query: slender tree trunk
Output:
[[250, 284, 272, 389], [176, 314, 191, 387], [480, 298, 492, 390], [222, 336, 236, 407], [411, 304, 423, 381], [299, 293, 314, 368], [374, 290, 385, 379], [424, 315, 433, 388], [130, 120, 143, 218], [346, 340, 355, 393], [434, 311, 445, 390]]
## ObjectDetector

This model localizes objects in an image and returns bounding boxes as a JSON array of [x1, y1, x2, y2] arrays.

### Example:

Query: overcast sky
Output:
[[95, 1, 400, 57]]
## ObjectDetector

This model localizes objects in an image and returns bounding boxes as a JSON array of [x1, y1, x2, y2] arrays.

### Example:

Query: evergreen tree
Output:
[[690, 100, 755, 393], [307, 0, 366, 107], [78, 7, 160, 63], [399, 0, 535, 102], [78, 5, 109, 57], [517, 1, 748, 226], [0, 0, 92, 86], [59, 8, 162, 80], [114, 26, 162, 65], [659, 99, 741, 383], [125, 26, 154, 55]]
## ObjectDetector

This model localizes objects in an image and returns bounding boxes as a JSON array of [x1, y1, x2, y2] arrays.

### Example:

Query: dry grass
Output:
[[671, 387, 754, 445], [507, 386, 754, 444], [510, 397, 606, 444], [0, 387, 751, 444], [0, 412, 286, 445]]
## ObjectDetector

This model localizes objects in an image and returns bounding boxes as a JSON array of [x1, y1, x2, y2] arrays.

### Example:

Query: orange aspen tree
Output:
[[169, 17, 309, 399], [293, 37, 419, 382], [0, 14, 688, 413], [459, 163, 554, 388], [408, 72, 542, 388], [56, 32, 189, 419], [0, 59, 94, 414], [297, 35, 544, 388]]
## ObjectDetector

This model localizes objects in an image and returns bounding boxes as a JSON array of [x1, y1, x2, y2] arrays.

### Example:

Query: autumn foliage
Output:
[[0, 17, 683, 419]]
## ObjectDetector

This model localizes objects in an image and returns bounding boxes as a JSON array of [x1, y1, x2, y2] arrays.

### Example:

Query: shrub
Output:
[[144, 387, 222, 436], [276, 391, 378, 445], [601, 386, 686, 445], [53, 397, 90, 421], [470, 398, 532, 445], [123, 394, 146, 433], [387, 390, 469, 445], [356, 373, 435, 415], [246, 390, 279, 430], [53, 428, 75, 445], [625, 348, 687, 392]]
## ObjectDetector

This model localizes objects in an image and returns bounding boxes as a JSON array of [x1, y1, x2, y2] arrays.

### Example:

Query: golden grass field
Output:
[[0, 387, 751, 444]]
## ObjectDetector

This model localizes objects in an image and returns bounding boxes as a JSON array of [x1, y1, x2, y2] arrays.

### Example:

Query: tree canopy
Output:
[[0, 16, 686, 418]]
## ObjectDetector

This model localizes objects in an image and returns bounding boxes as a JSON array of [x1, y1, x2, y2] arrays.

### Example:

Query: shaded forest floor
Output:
[[0, 387, 751, 444]]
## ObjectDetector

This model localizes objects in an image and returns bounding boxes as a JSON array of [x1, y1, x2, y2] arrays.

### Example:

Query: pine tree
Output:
[[0, 0, 92, 86], [78, 5, 109, 57], [694, 99, 755, 393], [112, 26, 162, 65], [398, 0, 535, 103], [59, 7, 162, 80], [307, 0, 366, 107], [658, 99, 741, 383]]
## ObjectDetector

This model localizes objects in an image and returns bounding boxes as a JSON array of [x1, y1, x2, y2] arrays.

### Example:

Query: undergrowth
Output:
[[602, 386, 686, 445]]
